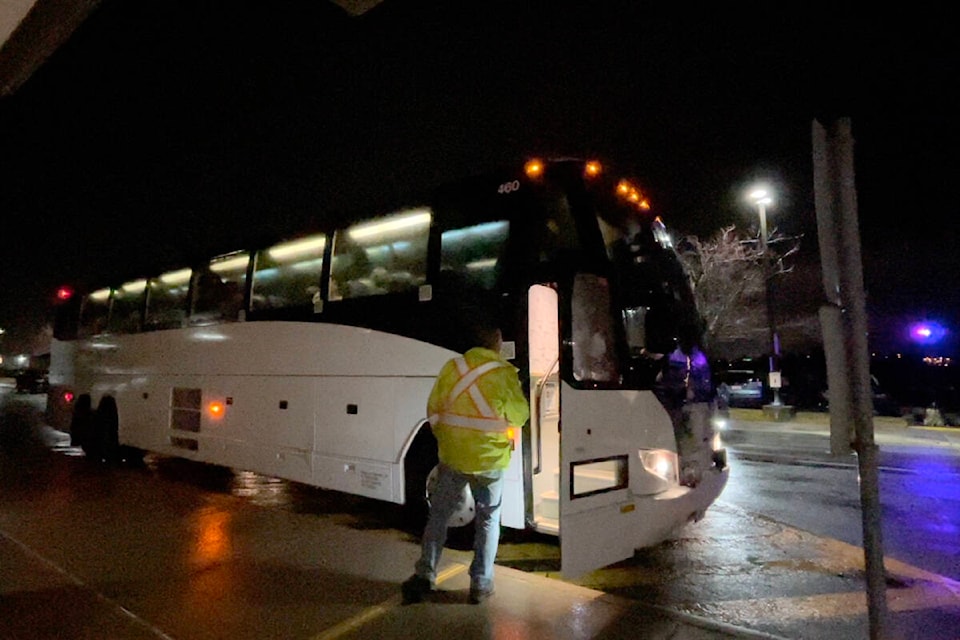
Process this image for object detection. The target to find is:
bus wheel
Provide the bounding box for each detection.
[71,395,95,455]
[426,465,476,527]
[94,397,120,464]
[403,427,438,531]
[119,446,145,466]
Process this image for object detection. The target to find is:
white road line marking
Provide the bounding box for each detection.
[0,530,178,640]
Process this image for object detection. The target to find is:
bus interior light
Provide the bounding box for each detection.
[268,235,326,260]
[210,254,250,274]
[348,210,431,241]
[122,279,147,294]
[159,268,192,285]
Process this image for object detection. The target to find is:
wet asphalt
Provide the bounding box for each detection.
[1,389,959,639]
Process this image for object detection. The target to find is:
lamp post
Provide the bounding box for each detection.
[748,187,783,407]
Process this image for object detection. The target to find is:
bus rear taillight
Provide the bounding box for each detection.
[56,286,75,302]
[63,391,75,404]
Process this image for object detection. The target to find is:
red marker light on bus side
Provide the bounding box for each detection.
[56,286,74,301]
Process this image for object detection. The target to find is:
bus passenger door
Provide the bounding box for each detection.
[558,273,637,577]
[527,285,561,534]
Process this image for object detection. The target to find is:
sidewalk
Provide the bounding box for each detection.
[726,408,960,450]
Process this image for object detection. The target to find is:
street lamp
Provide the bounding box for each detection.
[748,188,772,251]
[748,186,783,407]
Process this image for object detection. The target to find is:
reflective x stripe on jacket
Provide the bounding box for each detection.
[430,357,510,432]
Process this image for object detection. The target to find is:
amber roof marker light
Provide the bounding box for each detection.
[615,178,652,211]
[524,158,544,179]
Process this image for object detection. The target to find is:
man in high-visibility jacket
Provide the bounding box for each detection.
[402,325,529,605]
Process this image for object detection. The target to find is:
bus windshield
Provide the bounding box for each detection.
[591,179,703,388]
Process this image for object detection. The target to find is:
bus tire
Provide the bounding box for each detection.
[119,446,145,466]
[403,426,438,531]
[70,395,93,451]
[94,397,120,465]
[425,465,476,528]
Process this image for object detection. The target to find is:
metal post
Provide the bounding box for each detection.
[757,202,768,251]
[813,117,887,639]
[764,254,782,407]
[756,200,781,407]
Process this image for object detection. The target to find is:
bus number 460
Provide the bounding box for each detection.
[498,180,521,194]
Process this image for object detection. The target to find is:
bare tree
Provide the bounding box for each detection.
[678,226,800,355]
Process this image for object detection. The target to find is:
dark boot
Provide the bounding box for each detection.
[468,585,494,604]
[401,575,433,604]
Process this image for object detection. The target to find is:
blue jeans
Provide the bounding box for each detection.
[414,463,504,592]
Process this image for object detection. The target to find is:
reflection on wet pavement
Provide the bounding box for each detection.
[136,452,427,545]
[0,392,411,534]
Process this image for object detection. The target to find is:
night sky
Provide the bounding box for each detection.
[0,0,957,355]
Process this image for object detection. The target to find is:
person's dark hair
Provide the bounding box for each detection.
[474,325,502,351]
[460,300,501,351]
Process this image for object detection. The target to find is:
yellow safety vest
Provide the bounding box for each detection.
[428,347,529,473]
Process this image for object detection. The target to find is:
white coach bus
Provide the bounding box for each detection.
[47,157,728,577]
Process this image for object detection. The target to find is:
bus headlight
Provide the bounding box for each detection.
[635,449,679,494]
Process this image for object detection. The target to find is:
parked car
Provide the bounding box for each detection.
[715,369,765,408]
[820,375,901,417]
[15,369,49,395]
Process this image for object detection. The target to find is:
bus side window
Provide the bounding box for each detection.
[78,288,111,337]
[329,208,430,301]
[106,279,146,334]
[439,220,509,291]
[190,252,249,324]
[251,234,325,311]
[145,268,191,330]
